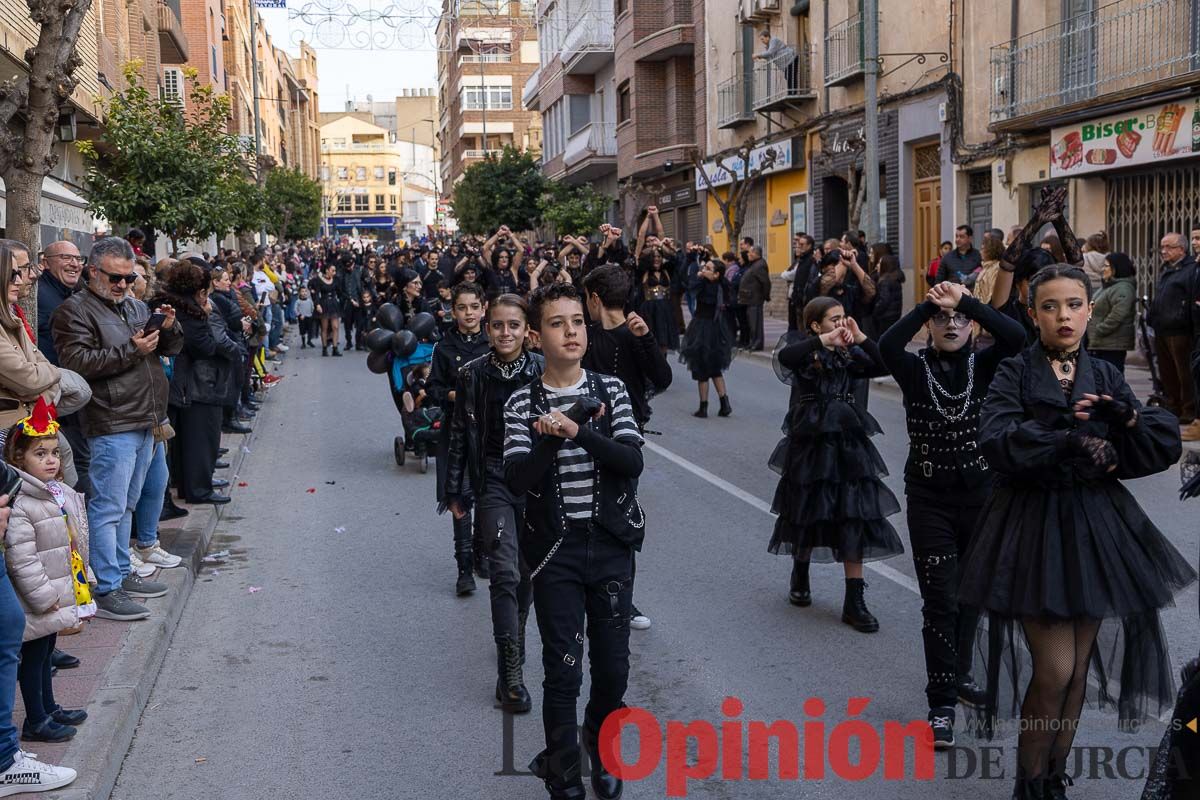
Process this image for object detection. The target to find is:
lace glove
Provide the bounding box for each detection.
[1065,430,1118,472]
[1082,396,1137,428]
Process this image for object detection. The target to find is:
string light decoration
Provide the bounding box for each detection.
[286,0,543,51]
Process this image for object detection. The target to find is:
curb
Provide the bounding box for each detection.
[45,403,265,800]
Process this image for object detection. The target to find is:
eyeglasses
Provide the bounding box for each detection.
[931,312,971,328]
[46,254,83,264]
[95,266,136,285]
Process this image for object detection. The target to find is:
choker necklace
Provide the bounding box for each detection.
[1046,347,1081,375]
[490,351,525,379]
[459,329,482,344]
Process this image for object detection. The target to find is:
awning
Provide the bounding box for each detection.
[0,175,96,235]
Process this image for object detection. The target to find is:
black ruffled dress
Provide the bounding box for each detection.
[767,333,904,563]
[959,344,1197,732]
[640,270,678,351]
[678,277,733,381]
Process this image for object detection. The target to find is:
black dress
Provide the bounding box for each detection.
[678,275,733,381]
[640,270,678,350]
[767,335,904,563]
[308,275,341,320]
[959,343,1196,730]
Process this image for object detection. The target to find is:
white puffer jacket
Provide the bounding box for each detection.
[3,468,92,641]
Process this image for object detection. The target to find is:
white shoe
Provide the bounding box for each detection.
[275,343,289,352]
[128,550,157,579]
[137,541,183,569]
[630,607,651,630]
[0,750,77,796]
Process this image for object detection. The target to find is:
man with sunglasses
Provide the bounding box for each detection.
[50,237,182,622]
[877,280,1026,750]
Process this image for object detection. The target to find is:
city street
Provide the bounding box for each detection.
[106,339,1199,800]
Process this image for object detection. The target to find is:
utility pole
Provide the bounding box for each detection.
[250,0,267,247]
[479,54,487,155]
[862,0,880,244]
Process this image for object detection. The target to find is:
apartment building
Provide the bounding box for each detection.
[436,0,542,199]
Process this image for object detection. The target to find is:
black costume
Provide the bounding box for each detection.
[308,274,341,320]
[582,321,672,430]
[427,327,491,589]
[640,269,678,350]
[679,271,734,381]
[445,350,544,713]
[958,343,1196,785]
[878,296,1025,718]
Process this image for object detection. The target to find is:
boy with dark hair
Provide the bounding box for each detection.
[428,281,491,594]
[504,283,644,800]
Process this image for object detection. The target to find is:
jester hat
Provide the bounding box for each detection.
[16,396,59,439]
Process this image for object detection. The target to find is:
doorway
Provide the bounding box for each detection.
[912,142,942,300]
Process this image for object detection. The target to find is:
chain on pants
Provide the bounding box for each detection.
[906,498,983,709]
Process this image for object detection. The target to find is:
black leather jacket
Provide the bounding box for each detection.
[444,351,543,498]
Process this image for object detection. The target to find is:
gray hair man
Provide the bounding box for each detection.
[737,243,773,353]
[49,237,183,620]
[1149,232,1199,437]
[36,241,83,364]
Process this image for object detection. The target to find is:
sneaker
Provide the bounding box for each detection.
[630,605,651,631]
[0,750,77,796]
[928,707,955,749]
[137,541,183,569]
[121,574,168,599]
[127,550,157,579]
[275,343,289,352]
[94,590,150,621]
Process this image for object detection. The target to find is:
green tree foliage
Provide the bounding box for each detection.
[539,182,609,237]
[77,62,262,251]
[263,167,323,241]
[450,146,545,234]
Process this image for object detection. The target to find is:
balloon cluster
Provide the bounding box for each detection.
[366,304,440,374]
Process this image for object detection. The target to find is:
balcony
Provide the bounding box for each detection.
[157,0,189,64]
[753,49,816,111]
[562,13,615,74]
[824,13,863,86]
[562,122,617,180]
[990,0,1200,127]
[459,53,513,64]
[463,148,505,159]
[523,67,542,109]
[717,75,754,128]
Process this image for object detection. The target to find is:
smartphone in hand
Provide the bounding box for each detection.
[143,312,167,334]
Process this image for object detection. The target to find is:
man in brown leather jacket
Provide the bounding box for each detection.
[50,237,183,621]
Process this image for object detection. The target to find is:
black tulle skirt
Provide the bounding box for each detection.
[679,312,733,381]
[641,296,679,351]
[767,400,904,563]
[959,480,1197,734]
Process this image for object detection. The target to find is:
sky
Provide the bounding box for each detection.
[257,5,440,112]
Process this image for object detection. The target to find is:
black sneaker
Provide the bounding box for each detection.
[95,589,150,621]
[957,677,988,709]
[928,706,955,749]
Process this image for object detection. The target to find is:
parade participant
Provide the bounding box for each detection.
[445,293,543,713]
[503,283,644,800]
[427,282,491,595]
[637,248,678,352]
[396,269,429,320]
[308,263,342,357]
[679,251,734,418]
[769,297,903,633]
[878,280,1025,747]
[958,265,1196,798]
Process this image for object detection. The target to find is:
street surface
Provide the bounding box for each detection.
[110,340,1198,800]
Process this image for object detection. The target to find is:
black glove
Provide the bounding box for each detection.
[1083,396,1137,428]
[562,397,602,425]
[1065,430,1117,471]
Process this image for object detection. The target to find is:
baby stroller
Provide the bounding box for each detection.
[388,343,440,472]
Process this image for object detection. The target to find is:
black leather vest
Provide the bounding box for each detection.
[903,354,990,489]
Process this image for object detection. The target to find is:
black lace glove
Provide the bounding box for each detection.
[1082,396,1137,428]
[1065,430,1118,471]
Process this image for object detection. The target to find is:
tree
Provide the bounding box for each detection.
[692,137,777,248]
[77,63,259,253]
[539,182,609,237]
[263,167,322,241]
[0,0,94,254]
[450,146,545,234]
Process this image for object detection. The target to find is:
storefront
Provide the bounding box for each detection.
[808,110,899,253]
[0,176,98,253]
[324,214,402,242]
[651,174,704,247]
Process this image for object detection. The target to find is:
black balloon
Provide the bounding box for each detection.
[365,327,393,353]
[390,329,418,358]
[376,303,404,332]
[406,311,437,341]
[366,349,391,374]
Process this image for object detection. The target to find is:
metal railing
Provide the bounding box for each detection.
[563,122,617,166]
[753,49,814,108]
[522,67,541,107]
[562,12,615,64]
[824,13,864,85]
[463,148,505,158]
[459,53,513,64]
[717,74,754,127]
[462,100,514,111]
[991,0,1200,122]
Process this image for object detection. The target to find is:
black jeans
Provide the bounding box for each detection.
[59,413,90,497]
[478,463,532,641]
[906,497,982,709]
[532,522,633,785]
[18,633,57,727]
[169,403,222,502]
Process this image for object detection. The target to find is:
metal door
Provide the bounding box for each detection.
[1107,165,1200,299]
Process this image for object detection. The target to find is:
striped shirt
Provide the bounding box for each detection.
[504,372,643,519]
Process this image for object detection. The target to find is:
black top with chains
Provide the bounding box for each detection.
[878,296,1028,503]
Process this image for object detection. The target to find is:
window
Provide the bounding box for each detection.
[355,166,367,181]
[462,86,513,110]
[337,194,351,212]
[354,194,369,212]
[789,193,808,244]
[320,165,330,181]
[617,81,630,123]
[375,194,385,211]
[333,137,346,147]
[162,67,183,106]
[374,166,385,179]
[337,166,348,179]
[388,169,397,185]
[405,201,422,220]
[616,0,627,15]
[389,194,398,211]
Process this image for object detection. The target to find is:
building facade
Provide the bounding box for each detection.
[436,0,543,200]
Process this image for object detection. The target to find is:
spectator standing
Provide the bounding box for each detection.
[927,241,952,286]
[936,225,982,285]
[1149,233,1199,430]
[781,234,817,331]
[0,243,60,445]
[866,255,904,340]
[737,245,772,351]
[1080,231,1110,294]
[50,237,180,621]
[1087,252,1136,373]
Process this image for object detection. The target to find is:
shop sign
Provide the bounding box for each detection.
[327,216,396,228]
[1050,97,1200,178]
[696,140,794,190]
[656,185,696,210]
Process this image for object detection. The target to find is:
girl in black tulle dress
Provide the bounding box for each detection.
[958,265,1196,799]
[679,254,734,417]
[769,297,904,633]
[640,253,678,353]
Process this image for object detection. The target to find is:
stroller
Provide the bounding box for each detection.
[388,342,441,471]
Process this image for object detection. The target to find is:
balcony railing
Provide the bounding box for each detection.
[717,74,754,128]
[563,121,617,167]
[459,53,513,64]
[463,101,515,111]
[157,0,189,64]
[463,148,505,158]
[562,12,615,68]
[523,67,542,108]
[990,0,1200,123]
[824,13,864,85]
[753,49,815,109]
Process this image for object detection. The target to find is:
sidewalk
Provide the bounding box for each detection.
[8,401,270,798]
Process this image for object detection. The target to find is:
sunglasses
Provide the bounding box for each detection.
[95,266,137,285]
[931,312,971,328]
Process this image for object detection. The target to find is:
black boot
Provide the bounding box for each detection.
[1043,758,1073,800]
[332,345,342,357]
[693,401,708,418]
[530,751,586,800]
[160,492,189,522]
[718,394,732,417]
[322,343,328,357]
[583,714,624,800]
[788,560,811,606]
[842,578,879,633]
[1011,773,1048,799]
[454,517,476,595]
[455,550,475,596]
[495,636,532,713]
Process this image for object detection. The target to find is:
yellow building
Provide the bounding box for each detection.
[320,115,408,241]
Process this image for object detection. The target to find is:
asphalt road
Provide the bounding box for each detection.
[111,338,1199,800]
